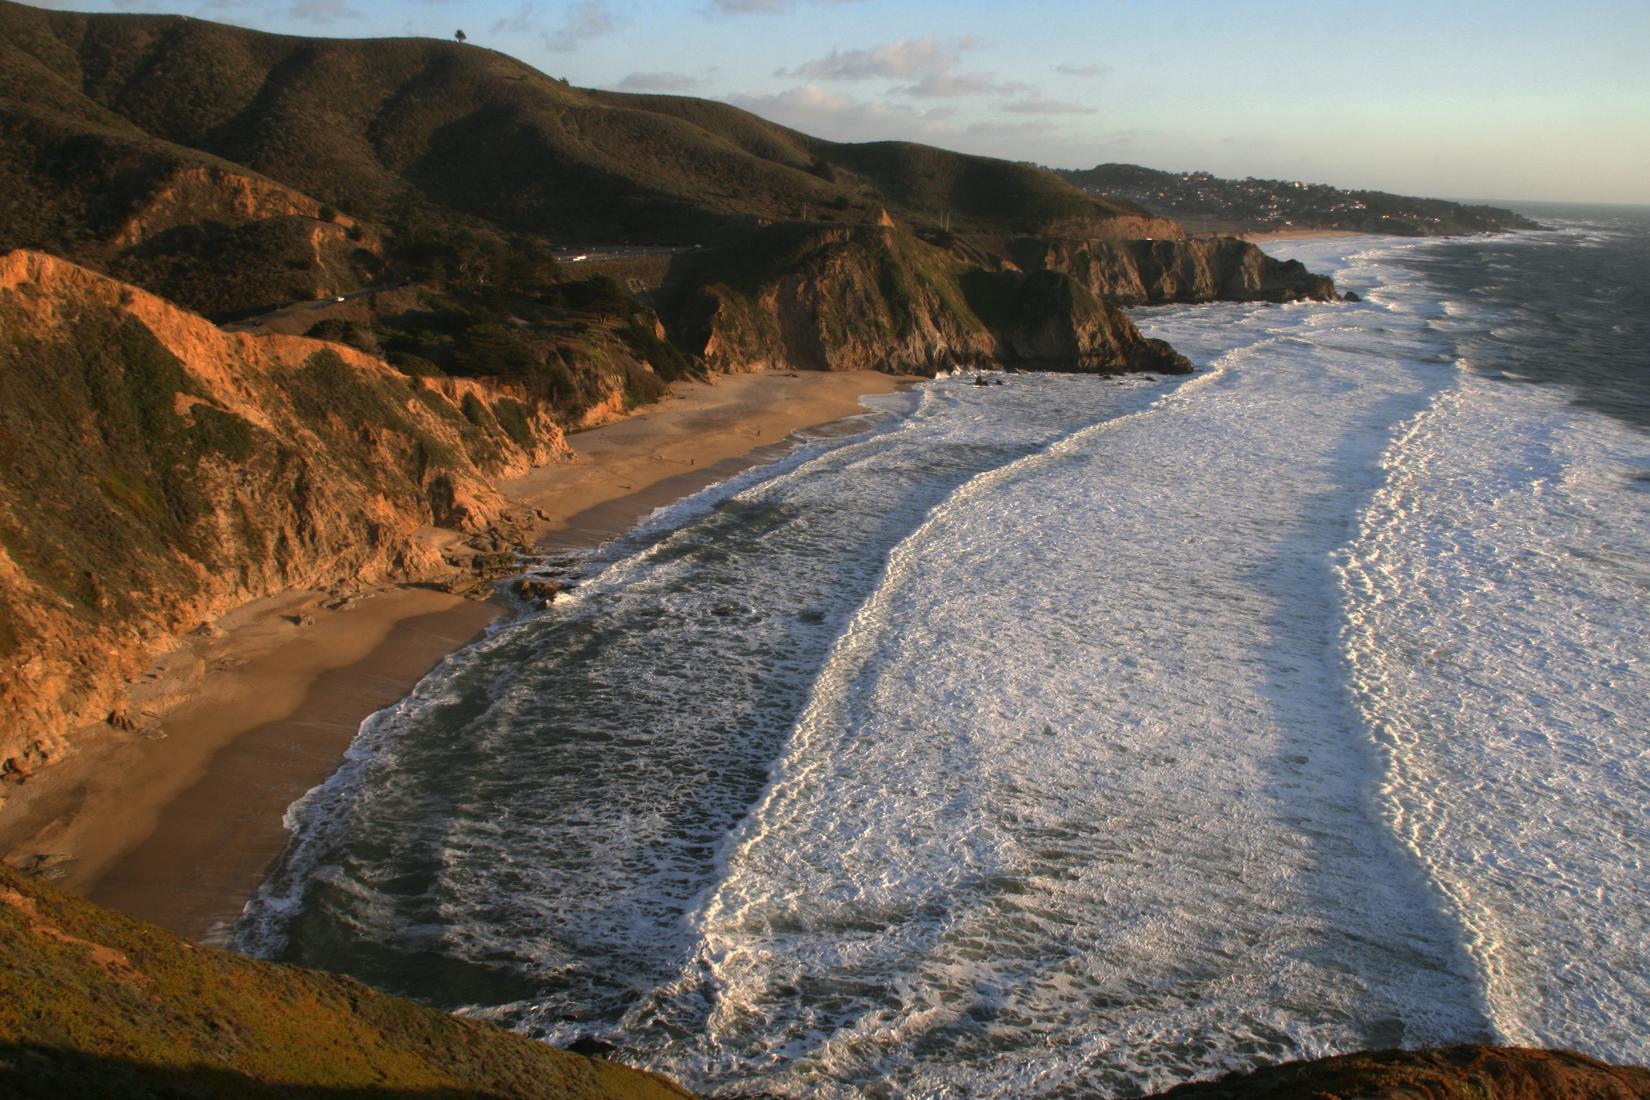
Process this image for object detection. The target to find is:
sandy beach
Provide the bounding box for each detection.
[0,369,911,943]
[1239,227,1372,243]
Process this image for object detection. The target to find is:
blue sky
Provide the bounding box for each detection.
[29,0,1650,203]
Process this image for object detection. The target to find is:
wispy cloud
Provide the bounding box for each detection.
[999,98,1096,115]
[1054,63,1110,78]
[708,0,866,14]
[543,0,614,51]
[778,35,1030,100]
[727,84,959,142]
[616,71,702,92]
[288,0,360,23]
[779,36,974,81]
[709,0,789,13]
[491,1,534,34]
[901,72,1032,99]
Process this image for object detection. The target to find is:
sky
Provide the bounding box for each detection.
[25,0,1650,204]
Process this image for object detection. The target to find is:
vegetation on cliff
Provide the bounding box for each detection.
[0,250,570,772]
[0,0,1145,310]
[1008,234,1338,305]
[665,222,1191,376]
[1058,163,1547,236]
[0,864,691,1098]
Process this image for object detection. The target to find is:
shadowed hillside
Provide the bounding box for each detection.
[0,0,1147,261]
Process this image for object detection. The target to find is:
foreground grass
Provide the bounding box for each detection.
[0,827,691,1098]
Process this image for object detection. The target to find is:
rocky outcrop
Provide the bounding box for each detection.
[0,863,693,1098]
[1151,1045,1650,1099]
[1009,235,1338,305]
[0,250,569,776]
[668,222,1190,378]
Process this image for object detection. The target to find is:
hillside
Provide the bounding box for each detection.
[0,249,583,771]
[0,0,1151,292]
[0,863,691,1098]
[1059,163,1547,236]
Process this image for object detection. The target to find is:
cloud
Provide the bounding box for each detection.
[965,118,1057,141]
[288,0,359,23]
[543,0,614,51]
[708,0,866,14]
[779,36,1028,100]
[1054,63,1110,78]
[710,0,790,12]
[616,71,702,92]
[780,36,970,81]
[901,72,1031,99]
[999,98,1097,115]
[726,84,960,143]
[491,2,534,34]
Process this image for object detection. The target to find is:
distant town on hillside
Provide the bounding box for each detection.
[1056,163,1546,236]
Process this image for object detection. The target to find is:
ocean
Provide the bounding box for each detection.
[237,204,1650,1098]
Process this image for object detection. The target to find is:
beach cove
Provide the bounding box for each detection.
[0,369,909,945]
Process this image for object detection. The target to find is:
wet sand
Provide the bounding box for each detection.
[0,370,911,943]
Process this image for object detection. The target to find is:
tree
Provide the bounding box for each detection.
[454,29,467,43]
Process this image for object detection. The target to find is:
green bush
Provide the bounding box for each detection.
[387,350,444,378]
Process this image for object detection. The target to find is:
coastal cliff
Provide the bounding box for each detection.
[1008,234,1339,304]
[668,222,1191,377]
[0,250,570,776]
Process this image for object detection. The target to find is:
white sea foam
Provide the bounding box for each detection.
[238,224,1650,1096]
[611,247,1504,1096]
[1339,370,1650,1057]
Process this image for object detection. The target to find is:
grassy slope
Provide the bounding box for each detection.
[0,865,691,1099]
[0,0,1136,249]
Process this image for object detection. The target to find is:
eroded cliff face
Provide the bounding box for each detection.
[0,250,568,774]
[1009,235,1338,305]
[670,223,1190,378]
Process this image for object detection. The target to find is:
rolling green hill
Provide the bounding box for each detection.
[0,0,1142,257]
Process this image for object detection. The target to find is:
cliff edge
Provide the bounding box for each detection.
[667,221,1191,378]
[1010,234,1339,305]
